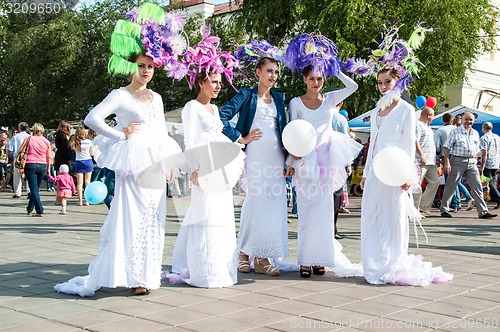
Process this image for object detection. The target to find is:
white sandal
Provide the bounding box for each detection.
[254,257,280,276]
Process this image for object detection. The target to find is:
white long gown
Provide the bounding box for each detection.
[239,98,288,259]
[287,73,363,276]
[362,99,453,285]
[54,88,181,297]
[169,100,244,288]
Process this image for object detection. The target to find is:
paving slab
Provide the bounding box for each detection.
[1,190,500,331]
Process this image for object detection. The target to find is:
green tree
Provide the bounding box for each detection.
[1,0,136,127]
[231,0,497,115]
[1,0,190,127]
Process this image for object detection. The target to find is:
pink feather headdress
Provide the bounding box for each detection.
[182,26,242,91]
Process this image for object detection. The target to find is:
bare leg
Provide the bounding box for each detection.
[60,197,67,214]
[83,172,91,205]
[76,173,83,205]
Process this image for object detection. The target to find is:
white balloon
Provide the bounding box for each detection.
[373,147,413,187]
[282,119,317,157]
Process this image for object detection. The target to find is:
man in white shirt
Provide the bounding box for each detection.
[7,122,30,198]
[414,107,439,216]
[440,112,496,218]
[479,122,500,209]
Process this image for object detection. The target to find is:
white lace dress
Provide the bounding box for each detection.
[362,99,453,285]
[169,100,244,288]
[287,73,363,276]
[54,88,181,296]
[239,98,288,260]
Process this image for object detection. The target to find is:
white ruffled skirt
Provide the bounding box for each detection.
[91,125,184,179]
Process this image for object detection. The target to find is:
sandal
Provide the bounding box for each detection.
[339,207,350,213]
[238,253,251,273]
[312,266,326,275]
[132,287,150,295]
[300,266,311,278]
[254,257,280,276]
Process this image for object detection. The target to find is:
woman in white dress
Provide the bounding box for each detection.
[169,71,244,288]
[53,2,188,296]
[347,25,453,286]
[220,56,289,276]
[54,54,181,296]
[285,33,363,278]
[351,25,454,286]
[360,69,453,285]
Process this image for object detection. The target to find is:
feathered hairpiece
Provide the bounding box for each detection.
[234,40,283,67]
[108,2,187,78]
[284,33,342,78]
[345,23,434,109]
[182,26,241,91]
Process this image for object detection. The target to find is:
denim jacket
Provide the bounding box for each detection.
[219,86,287,155]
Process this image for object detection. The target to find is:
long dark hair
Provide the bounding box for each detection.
[194,70,209,94]
[55,120,71,136]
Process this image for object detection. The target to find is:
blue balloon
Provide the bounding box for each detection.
[415,95,426,109]
[339,109,348,118]
[84,181,107,205]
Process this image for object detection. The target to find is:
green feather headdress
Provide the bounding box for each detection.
[107,2,187,77]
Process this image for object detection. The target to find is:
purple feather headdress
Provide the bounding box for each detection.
[109,2,187,79]
[182,26,242,91]
[345,24,434,109]
[284,33,342,78]
[234,40,283,67]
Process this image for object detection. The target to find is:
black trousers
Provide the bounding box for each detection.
[483,168,500,203]
[333,188,342,234]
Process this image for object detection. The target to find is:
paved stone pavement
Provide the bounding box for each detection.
[1,188,500,331]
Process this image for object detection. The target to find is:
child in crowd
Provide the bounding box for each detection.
[48,164,76,215]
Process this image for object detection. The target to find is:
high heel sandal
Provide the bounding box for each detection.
[238,253,251,273]
[300,265,311,278]
[312,266,326,275]
[254,257,280,276]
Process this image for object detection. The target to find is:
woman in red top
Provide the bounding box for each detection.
[23,123,51,216]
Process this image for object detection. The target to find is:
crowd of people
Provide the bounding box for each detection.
[11,2,500,296]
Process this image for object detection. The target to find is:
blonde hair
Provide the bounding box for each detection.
[31,123,45,135]
[71,126,87,152]
[87,128,98,140]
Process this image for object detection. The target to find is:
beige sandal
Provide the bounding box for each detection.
[254,257,280,276]
[238,253,251,273]
[132,287,149,295]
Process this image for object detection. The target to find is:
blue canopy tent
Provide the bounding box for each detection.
[349,105,500,137]
[348,111,372,132]
[430,105,500,136]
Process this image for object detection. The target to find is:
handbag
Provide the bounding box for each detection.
[14,137,30,170]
